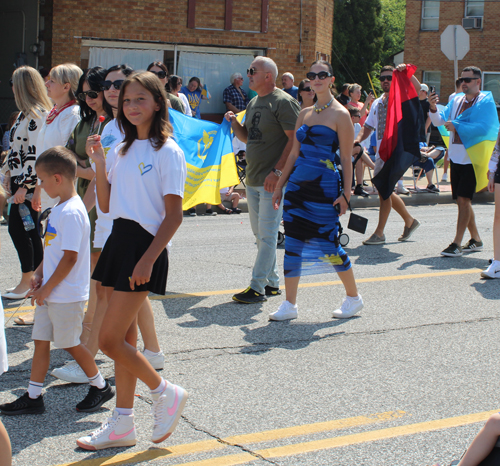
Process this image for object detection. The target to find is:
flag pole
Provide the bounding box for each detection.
[367,73,378,99]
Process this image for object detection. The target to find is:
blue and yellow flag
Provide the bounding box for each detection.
[201,84,209,102]
[169,110,239,209]
[436,92,499,191]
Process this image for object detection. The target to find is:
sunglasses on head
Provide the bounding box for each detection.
[301,87,313,92]
[101,80,124,91]
[150,70,167,79]
[247,68,268,76]
[379,75,393,82]
[78,90,100,101]
[458,77,479,84]
[306,71,333,80]
[38,208,52,238]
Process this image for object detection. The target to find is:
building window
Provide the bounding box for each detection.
[422,71,441,95]
[465,0,484,17]
[483,72,500,107]
[421,1,440,31]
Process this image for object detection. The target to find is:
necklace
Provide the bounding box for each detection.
[314,97,334,113]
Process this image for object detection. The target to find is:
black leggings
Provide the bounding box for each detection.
[8,182,43,274]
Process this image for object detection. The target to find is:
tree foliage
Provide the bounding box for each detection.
[331,0,384,93]
[380,0,406,64]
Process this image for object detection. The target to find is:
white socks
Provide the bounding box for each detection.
[88,372,106,389]
[28,381,43,399]
[151,378,166,395]
[115,407,134,416]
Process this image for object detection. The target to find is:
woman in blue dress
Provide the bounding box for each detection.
[271,60,363,321]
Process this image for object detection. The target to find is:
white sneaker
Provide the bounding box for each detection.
[142,350,165,370]
[396,185,409,195]
[77,410,136,450]
[269,300,298,321]
[441,173,448,182]
[332,295,364,319]
[481,260,500,279]
[151,382,188,443]
[50,360,88,384]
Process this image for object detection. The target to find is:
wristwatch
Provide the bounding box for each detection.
[272,168,282,177]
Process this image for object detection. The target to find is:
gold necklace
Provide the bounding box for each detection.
[314,97,334,113]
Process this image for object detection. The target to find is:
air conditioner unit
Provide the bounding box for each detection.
[462,17,483,29]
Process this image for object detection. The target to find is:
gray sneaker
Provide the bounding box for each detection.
[462,238,483,253]
[441,243,463,257]
[398,219,420,242]
[362,233,386,245]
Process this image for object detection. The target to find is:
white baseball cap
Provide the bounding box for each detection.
[420,84,429,93]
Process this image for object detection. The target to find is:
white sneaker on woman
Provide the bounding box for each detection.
[50,360,88,384]
[269,301,298,321]
[77,410,136,450]
[481,260,500,279]
[151,382,188,443]
[332,295,364,319]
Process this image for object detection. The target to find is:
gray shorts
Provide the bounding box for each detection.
[31,301,86,348]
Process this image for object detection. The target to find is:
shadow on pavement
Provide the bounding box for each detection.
[176,301,263,328]
[470,280,500,300]
[240,317,356,355]
[347,244,403,265]
[397,255,488,271]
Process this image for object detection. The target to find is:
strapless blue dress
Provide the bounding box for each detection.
[283,124,351,277]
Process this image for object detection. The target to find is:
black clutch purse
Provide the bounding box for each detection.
[336,190,368,234]
[347,212,368,234]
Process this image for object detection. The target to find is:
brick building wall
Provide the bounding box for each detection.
[49,0,333,93]
[405,1,500,102]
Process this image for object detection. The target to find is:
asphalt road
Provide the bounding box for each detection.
[1,200,499,466]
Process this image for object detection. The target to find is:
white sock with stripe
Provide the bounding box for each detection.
[88,372,106,389]
[28,381,43,399]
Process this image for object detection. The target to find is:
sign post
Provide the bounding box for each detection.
[441,25,470,80]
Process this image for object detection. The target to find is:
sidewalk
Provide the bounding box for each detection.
[202,166,494,215]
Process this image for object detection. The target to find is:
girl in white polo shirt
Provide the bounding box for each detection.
[77,71,187,450]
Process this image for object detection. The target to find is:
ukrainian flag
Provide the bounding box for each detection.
[436,92,499,191]
[169,110,239,209]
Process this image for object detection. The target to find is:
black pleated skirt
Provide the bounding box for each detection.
[92,218,169,295]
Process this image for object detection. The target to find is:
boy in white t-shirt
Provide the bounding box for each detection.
[0,146,115,416]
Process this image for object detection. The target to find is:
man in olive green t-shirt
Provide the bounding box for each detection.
[225,57,300,304]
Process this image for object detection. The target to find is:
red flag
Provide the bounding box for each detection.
[379,64,419,162]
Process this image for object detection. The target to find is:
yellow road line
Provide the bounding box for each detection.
[4,269,481,311]
[174,409,498,466]
[53,410,406,466]
[148,268,481,300]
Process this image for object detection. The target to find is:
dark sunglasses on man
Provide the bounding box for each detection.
[379,75,393,82]
[247,68,269,76]
[149,70,167,79]
[306,71,333,80]
[77,90,100,101]
[458,77,479,84]
[101,80,124,91]
[38,208,52,239]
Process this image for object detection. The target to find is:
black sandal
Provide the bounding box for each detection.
[223,207,233,214]
[232,208,242,214]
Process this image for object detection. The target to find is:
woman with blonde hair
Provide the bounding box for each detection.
[33,63,83,213]
[4,66,51,300]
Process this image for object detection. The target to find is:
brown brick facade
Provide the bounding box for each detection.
[49,0,333,98]
[405,1,500,102]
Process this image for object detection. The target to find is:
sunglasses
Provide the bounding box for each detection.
[247,68,268,76]
[353,114,361,118]
[9,79,13,87]
[306,71,333,80]
[458,77,479,84]
[150,70,167,79]
[78,90,100,101]
[301,87,313,92]
[101,80,124,91]
[38,208,52,238]
[379,76,393,82]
